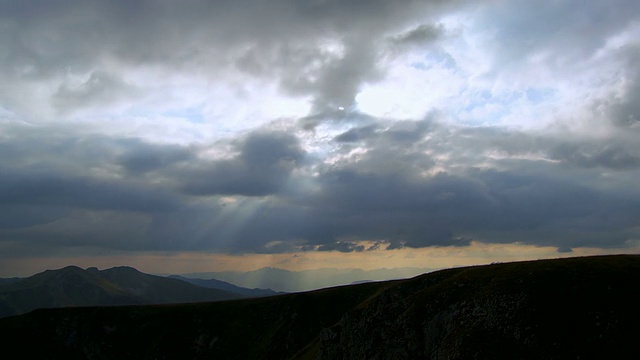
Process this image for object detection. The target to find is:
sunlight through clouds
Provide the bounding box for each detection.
[1,0,639,276]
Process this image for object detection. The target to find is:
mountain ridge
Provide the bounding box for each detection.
[168,275,281,297]
[0,254,638,359]
[183,266,433,292]
[0,265,245,318]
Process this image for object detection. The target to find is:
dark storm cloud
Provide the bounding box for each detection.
[181,131,305,196]
[298,166,639,250]
[0,166,178,214]
[1,119,640,255]
[0,204,62,229]
[277,121,640,251]
[0,125,195,177]
[145,199,317,253]
[451,125,640,171]
[0,129,186,233]
[297,170,483,248]
[118,142,195,174]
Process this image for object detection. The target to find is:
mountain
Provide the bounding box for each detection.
[168,275,281,297]
[0,265,244,318]
[184,266,432,292]
[0,255,638,359]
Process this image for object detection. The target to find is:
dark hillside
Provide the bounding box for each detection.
[0,266,243,318]
[0,255,638,359]
[0,280,387,359]
[317,254,640,359]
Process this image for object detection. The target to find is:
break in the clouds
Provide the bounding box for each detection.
[1,0,640,265]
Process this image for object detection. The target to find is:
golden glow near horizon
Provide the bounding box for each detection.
[2,241,638,278]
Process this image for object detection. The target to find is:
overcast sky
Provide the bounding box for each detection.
[1,0,640,277]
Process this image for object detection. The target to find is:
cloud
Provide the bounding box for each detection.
[52,71,139,113]
[317,241,365,253]
[0,0,466,123]
[118,141,195,174]
[0,0,640,264]
[474,0,640,64]
[607,45,640,128]
[0,204,63,230]
[389,23,444,47]
[548,143,640,170]
[0,166,179,215]
[556,246,573,253]
[181,131,305,196]
[3,114,640,256]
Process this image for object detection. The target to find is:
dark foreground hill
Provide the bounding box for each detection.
[0,255,639,359]
[0,266,244,318]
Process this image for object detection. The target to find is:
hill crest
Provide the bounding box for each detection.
[0,255,638,359]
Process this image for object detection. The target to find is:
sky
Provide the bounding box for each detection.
[1,0,640,277]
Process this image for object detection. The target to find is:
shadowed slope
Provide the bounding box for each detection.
[0,255,638,359]
[316,254,640,359]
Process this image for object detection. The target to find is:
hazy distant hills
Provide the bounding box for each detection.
[168,275,281,297]
[0,265,246,318]
[1,255,638,359]
[183,266,432,292]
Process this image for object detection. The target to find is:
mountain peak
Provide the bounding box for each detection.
[100,266,142,274]
[0,265,244,319]
[55,265,85,272]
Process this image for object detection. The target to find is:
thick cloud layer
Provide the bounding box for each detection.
[0,0,639,261]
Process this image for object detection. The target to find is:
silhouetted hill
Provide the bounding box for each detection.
[185,266,431,292]
[0,255,638,359]
[0,266,244,318]
[168,275,281,297]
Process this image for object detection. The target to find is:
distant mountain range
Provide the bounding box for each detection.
[1,255,638,359]
[182,266,432,292]
[167,275,281,297]
[0,265,273,318]
[0,264,417,318]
